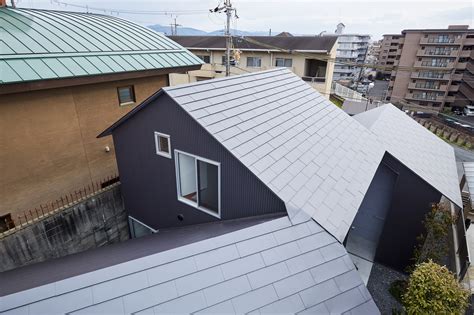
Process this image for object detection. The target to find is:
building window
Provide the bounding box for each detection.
[117,86,135,106]
[246,57,262,68]
[175,150,220,218]
[197,55,210,63]
[275,58,292,67]
[154,132,171,158]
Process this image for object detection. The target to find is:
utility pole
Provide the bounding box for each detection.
[170,15,181,36]
[210,0,237,76]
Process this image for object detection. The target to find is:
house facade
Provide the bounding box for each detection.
[100,68,462,277]
[167,35,337,98]
[0,7,202,217]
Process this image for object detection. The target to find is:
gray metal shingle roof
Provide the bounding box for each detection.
[164,68,386,242]
[354,105,462,207]
[0,217,378,314]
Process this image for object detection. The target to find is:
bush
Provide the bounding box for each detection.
[402,260,469,314]
[389,279,408,303]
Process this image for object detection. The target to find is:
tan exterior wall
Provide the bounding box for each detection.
[172,48,335,98]
[0,75,167,216]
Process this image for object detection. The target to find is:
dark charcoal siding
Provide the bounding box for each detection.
[112,93,286,230]
[374,153,442,271]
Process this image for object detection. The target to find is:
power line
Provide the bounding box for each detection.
[49,0,209,16]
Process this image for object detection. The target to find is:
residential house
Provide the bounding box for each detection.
[167,35,337,97]
[0,69,463,314]
[0,7,202,217]
[384,25,473,111]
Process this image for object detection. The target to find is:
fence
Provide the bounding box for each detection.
[0,174,120,236]
[331,82,367,102]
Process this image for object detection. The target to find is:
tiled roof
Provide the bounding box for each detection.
[0,217,378,314]
[355,105,462,207]
[164,68,386,242]
[0,8,202,84]
[167,35,338,52]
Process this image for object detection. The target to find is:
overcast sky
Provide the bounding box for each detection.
[14,0,474,40]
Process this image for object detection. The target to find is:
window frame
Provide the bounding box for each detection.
[246,56,262,68]
[174,150,221,219]
[275,57,292,68]
[128,216,157,238]
[117,85,136,106]
[154,132,172,159]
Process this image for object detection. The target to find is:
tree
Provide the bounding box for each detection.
[402,260,469,314]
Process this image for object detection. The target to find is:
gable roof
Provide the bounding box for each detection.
[355,104,462,207]
[0,216,378,314]
[167,35,338,53]
[0,8,202,84]
[163,68,386,242]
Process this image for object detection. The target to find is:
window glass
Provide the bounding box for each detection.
[275,58,292,67]
[154,132,171,158]
[177,153,197,202]
[246,57,261,67]
[117,86,135,105]
[176,152,220,216]
[198,160,219,213]
[197,55,210,63]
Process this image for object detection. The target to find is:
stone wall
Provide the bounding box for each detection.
[0,184,128,272]
[414,117,474,149]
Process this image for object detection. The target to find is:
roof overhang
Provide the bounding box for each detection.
[0,65,202,95]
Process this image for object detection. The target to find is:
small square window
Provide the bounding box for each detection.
[117,86,135,106]
[154,132,171,158]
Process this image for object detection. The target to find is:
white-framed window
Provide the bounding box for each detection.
[275,58,292,67]
[246,57,262,68]
[174,150,221,218]
[154,132,171,158]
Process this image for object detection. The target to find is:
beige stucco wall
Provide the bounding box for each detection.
[0,75,167,217]
[175,47,336,98]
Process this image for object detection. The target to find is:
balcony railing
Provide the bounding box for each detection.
[409,82,445,91]
[416,49,458,57]
[420,37,463,45]
[411,72,450,80]
[415,60,454,68]
[302,76,325,83]
[406,92,444,102]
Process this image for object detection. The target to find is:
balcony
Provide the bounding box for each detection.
[302,76,325,83]
[449,85,460,92]
[416,49,459,57]
[420,37,463,45]
[460,50,473,58]
[457,62,468,70]
[408,82,446,91]
[414,60,455,68]
[452,73,463,81]
[410,72,451,80]
[405,92,444,102]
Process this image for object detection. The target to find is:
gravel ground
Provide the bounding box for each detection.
[367,263,407,315]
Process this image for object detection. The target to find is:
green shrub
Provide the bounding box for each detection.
[389,279,408,303]
[402,260,469,314]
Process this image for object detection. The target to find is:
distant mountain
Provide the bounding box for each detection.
[148,24,270,36]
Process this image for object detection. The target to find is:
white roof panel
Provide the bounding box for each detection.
[355,105,462,207]
[0,217,378,314]
[164,68,386,242]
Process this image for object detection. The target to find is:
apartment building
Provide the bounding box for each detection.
[385,25,473,111]
[332,34,371,81]
[167,35,338,97]
[377,34,404,78]
[0,7,201,216]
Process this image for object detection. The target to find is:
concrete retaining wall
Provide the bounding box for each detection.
[0,184,128,272]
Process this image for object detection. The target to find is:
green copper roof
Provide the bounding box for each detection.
[0,8,202,84]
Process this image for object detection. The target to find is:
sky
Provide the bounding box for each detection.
[13,0,474,40]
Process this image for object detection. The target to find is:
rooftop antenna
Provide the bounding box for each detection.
[210,0,237,76]
[170,15,181,35]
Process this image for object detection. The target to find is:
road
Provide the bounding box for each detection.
[368,80,389,102]
[452,144,474,163]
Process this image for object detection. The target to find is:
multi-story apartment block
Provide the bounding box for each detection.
[385,25,473,111]
[168,35,338,97]
[332,34,371,81]
[377,35,404,78]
